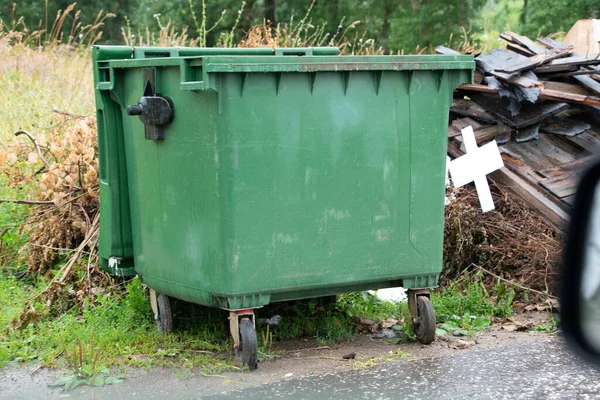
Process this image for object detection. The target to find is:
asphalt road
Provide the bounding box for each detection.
[206,337,600,400]
[2,336,599,399]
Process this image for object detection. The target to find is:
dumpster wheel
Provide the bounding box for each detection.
[237,318,258,370]
[156,293,173,333]
[414,296,436,344]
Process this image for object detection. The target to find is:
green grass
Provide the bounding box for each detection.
[0,268,524,373]
[432,271,516,337]
[0,277,233,372]
[0,48,94,142]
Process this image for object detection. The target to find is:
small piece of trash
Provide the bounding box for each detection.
[257,315,282,327]
[379,318,399,329]
[448,339,476,349]
[350,316,378,333]
[368,287,407,302]
[372,328,396,339]
[284,373,293,378]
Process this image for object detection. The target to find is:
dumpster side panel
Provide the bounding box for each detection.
[120,67,229,304]
[93,47,137,276]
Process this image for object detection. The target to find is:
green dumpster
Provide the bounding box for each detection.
[93,45,474,369]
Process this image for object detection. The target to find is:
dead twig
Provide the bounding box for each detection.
[14,130,50,171]
[58,213,99,284]
[294,356,345,360]
[471,263,558,299]
[287,346,332,353]
[76,202,92,229]
[25,242,96,256]
[52,109,88,119]
[0,199,55,205]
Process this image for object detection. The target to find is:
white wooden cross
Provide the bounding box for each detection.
[448,126,504,213]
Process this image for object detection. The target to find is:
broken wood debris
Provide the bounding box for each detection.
[443,27,600,231]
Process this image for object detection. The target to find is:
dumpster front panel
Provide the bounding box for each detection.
[94,48,474,308]
[217,69,456,299]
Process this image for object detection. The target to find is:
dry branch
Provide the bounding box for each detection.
[471,263,558,299]
[14,130,51,170]
[0,198,55,205]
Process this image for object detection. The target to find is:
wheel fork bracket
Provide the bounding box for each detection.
[149,289,159,321]
[229,309,256,350]
[407,288,431,324]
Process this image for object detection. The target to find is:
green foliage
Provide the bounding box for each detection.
[520,0,597,38]
[258,298,355,344]
[52,330,124,391]
[435,315,491,337]
[124,277,153,325]
[314,313,355,346]
[1,0,598,53]
[0,1,135,44]
[386,322,416,344]
[337,291,399,320]
[433,271,516,325]
[0,186,29,269]
[533,313,559,333]
[0,275,233,371]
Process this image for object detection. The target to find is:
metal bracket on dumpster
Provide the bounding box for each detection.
[149,288,159,321]
[126,68,174,141]
[229,310,255,350]
[407,288,431,324]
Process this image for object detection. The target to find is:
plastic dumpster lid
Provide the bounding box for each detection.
[93,45,474,92]
[133,46,340,59]
[92,46,340,62]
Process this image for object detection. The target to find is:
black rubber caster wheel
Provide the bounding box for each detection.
[156,293,173,333]
[238,318,258,370]
[414,296,436,344]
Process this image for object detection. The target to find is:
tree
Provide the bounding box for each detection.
[520,0,597,38]
[0,0,137,44]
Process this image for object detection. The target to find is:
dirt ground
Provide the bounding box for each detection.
[231,310,554,382]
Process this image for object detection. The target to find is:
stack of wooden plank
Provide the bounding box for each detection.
[438,32,600,231]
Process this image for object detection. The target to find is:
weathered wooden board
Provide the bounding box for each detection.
[574,75,600,96]
[534,64,579,74]
[448,117,484,138]
[539,171,580,199]
[453,124,511,152]
[501,135,580,172]
[507,43,535,57]
[476,49,537,74]
[541,89,600,106]
[540,117,591,137]
[549,55,600,67]
[501,31,547,54]
[435,46,462,55]
[541,80,595,96]
[539,156,595,178]
[468,92,569,128]
[540,68,600,79]
[491,166,570,230]
[490,70,542,88]
[450,99,499,124]
[516,123,540,143]
[537,37,573,51]
[538,156,594,199]
[565,123,600,153]
[460,84,599,109]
